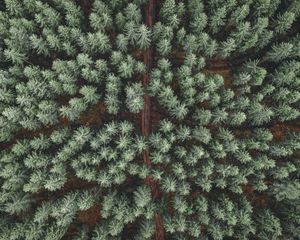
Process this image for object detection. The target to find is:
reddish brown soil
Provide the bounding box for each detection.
[77,204,101,229]
[271,121,300,142]
[79,101,105,126]
[62,204,101,239]
[242,183,268,208]
[75,0,92,15]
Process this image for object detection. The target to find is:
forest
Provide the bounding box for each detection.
[0,0,300,239]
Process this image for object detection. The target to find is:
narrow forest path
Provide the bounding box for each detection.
[142,0,166,239]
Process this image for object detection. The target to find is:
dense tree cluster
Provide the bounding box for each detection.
[0,0,300,239]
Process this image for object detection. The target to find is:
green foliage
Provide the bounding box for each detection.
[125,82,144,113]
[0,0,299,239]
[272,181,300,201]
[136,24,151,49]
[134,186,151,208]
[255,210,282,240]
